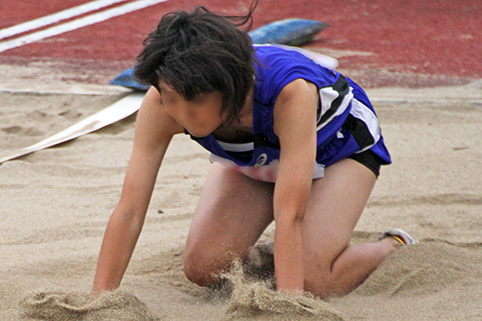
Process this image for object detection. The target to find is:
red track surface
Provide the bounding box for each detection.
[0,0,88,29]
[1,0,480,87]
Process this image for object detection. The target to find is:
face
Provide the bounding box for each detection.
[158,82,223,137]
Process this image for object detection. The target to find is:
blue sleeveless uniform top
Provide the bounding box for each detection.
[185,45,391,182]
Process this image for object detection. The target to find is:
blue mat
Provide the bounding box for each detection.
[110,18,328,91]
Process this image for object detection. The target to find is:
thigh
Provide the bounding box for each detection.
[185,163,275,261]
[302,158,377,272]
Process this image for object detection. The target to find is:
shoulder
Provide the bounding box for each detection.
[273,79,319,137]
[276,78,318,105]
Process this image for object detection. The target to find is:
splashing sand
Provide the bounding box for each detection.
[20,289,160,321]
[224,261,345,321]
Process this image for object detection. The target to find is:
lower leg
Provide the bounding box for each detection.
[305,238,398,298]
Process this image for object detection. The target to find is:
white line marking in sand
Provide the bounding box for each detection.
[370,98,482,105]
[0,93,144,164]
[0,0,167,53]
[0,0,128,40]
[0,85,131,96]
[0,88,129,96]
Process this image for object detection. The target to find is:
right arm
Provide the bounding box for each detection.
[91,87,183,297]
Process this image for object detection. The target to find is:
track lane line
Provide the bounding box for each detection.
[0,0,129,40]
[0,0,167,53]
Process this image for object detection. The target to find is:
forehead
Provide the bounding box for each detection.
[156,80,222,101]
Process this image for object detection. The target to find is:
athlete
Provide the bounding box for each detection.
[91,4,417,299]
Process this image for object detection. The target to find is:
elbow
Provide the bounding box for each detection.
[273,180,311,227]
[111,203,147,228]
[275,208,305,227]
[274,209,304,244]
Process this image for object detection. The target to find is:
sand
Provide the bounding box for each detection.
[0,73,481,320]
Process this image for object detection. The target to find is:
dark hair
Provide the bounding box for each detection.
[134,2,258,123]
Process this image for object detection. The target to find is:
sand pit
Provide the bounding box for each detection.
[0,79,481,320]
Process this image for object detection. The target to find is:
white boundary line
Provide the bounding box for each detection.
[0,87,131,96]
[370,98,482,105]
[0,0,128,40]
[0,0,167,53]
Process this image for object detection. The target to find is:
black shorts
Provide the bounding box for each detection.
[349,149,383,177]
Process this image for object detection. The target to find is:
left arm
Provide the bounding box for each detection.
[272,78,319,294]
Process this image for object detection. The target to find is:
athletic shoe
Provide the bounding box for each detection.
[379,228,419,245]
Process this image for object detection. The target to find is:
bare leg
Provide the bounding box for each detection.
[184,163,275,286]
[302,158,397,298]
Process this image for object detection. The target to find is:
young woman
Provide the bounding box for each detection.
[91,5,417,299]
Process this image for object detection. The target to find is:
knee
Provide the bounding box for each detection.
[183,247,228,287]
